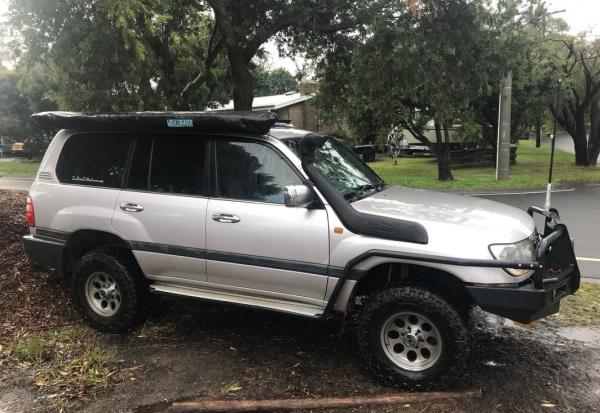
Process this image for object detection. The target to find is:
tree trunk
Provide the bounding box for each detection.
[209,0,255,111]
[229,57,254,111]
[535,118,542,148]
[434,121,453,181]
[589,96,600,165]
[572,109,590,166]
[554,104,592,166]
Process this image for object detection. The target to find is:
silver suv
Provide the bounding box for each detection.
[24,111,580,390]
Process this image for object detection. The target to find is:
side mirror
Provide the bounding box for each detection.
[284,185,314,208]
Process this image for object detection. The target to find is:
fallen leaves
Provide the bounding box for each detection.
[0,191,128,411]
[0,190,79,346]
[222,382,242,395]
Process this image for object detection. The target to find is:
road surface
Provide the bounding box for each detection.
[472,184,600,279]
[0,176,34,191]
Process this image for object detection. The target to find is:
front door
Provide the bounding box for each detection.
[112,134,210,283]
[205,137,330,301]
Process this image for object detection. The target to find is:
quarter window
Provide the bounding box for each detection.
[56,134,132,188]
[215,140,303,204]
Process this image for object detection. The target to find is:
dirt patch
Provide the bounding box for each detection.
[1,189,599,412]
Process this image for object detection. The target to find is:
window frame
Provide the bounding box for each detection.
[55,132,134,190]
[122,133,211,198]
[210,136,321,207]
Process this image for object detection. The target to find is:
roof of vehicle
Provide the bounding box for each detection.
[31,111,279,135]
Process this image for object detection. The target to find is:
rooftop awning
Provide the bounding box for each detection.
[31,111,279,135]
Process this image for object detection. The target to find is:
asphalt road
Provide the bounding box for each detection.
[0,176,34,191]
[1,175,598,278]
[472,184,600,279]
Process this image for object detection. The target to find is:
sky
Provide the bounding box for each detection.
[1,0,599,73]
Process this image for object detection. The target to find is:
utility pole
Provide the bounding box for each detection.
[496,71,512,181]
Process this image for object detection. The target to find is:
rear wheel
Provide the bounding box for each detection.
[72,249,151,333]
[356,286,469,390]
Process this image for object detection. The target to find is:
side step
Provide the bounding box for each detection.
[150,283,325,318]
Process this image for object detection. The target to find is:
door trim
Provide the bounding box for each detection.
[131,240,341,277]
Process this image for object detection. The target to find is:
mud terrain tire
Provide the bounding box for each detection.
[356,286,469,390]
[72,249,151,333]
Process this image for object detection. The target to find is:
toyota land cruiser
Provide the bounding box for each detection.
[23,111,580,390]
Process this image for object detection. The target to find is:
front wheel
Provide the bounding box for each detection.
[356,286,470,390]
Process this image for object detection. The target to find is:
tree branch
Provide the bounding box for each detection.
[180,22,225,97]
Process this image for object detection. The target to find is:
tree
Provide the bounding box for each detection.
[206,0,387,110]
[0,68,55,154]
[317,0,500,180]
[251,65,297,96]
[8,0,231,111]
[0,69,34,141]
[549,38,600,165]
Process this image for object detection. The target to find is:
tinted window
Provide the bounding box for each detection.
[215,140,302,204]
[126,137,152,191]
[125,135,207,195]
[56,134,132,188]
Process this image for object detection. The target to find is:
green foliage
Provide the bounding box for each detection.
[0,69,48,142]
[455,118,484,149]
[251,65,298,97]
[7,0,231,111]
[208,0,391,109]
[318,0,502,138]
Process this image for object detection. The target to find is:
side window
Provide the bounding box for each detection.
[126,137,152,191]
[56,134,132,188]
[126,135,207,196]
[215,139,303,204]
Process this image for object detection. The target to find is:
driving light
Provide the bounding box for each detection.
[489,237,536,277]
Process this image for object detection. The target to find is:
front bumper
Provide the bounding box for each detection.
[466,206,581,324]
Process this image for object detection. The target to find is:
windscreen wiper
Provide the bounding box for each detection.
[346,182,385,203]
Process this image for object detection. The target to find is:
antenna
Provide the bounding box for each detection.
[545,82,561,211]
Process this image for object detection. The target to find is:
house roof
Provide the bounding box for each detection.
[214,91,314,111]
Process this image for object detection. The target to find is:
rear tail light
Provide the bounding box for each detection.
[26,196,35,227]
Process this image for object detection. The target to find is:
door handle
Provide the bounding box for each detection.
[120,202,144,212]
[212,213,240,223]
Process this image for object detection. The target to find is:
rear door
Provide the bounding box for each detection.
[112,134,210,284]
[205,137,330,301]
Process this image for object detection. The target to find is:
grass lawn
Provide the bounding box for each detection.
[0,160,40,176]
[553,282,600,326]
[370,140,600,189]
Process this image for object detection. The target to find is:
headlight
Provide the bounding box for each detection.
[489,237,536,277]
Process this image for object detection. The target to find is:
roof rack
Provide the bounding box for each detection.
[31,111,279,135]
